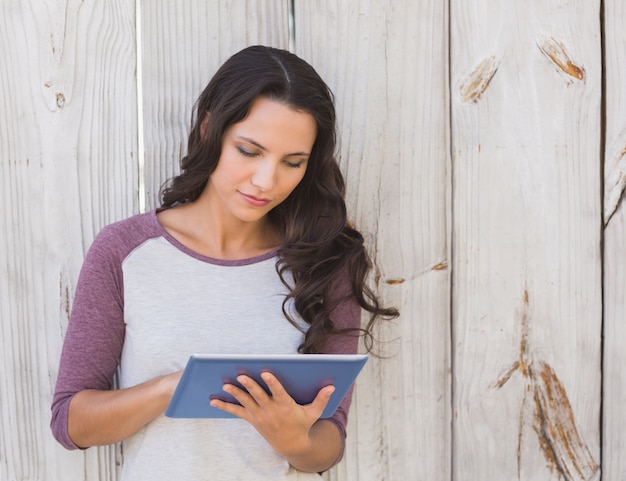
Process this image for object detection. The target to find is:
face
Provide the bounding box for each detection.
[204,97,317,227]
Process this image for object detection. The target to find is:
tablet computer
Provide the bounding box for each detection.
[165,353,368,419]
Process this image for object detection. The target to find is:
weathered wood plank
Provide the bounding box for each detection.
[450,1,602,479]
[0,0,137,479]
[140,0,290,211]
[602,0,626,478]
[295,2,451,480]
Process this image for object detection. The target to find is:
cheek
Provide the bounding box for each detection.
[214,154,246,184]
[290,166,307,186]
[287,170,308,194]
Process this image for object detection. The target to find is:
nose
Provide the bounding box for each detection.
[250,159,277,192]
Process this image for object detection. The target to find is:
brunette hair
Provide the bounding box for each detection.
[161,45,398,353]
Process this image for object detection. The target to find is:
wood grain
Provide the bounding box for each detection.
[602,0,626,479]
[0,0,137,479]
[450,1,602,479]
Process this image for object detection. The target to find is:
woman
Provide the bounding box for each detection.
[51,45,398,480]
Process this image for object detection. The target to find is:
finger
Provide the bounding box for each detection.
[223,381,258,407]
[235,375,279,408]
[210,382,257,418]
[259,372,291,402]
[209,396,248,420]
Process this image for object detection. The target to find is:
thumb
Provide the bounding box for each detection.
[307,385,336,419]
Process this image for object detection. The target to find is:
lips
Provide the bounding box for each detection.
[240,192,271,207]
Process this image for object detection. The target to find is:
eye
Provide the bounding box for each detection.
[284,159,305,168]
[237,146,258,158]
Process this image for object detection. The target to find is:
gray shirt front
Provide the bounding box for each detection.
[51,210,361,481]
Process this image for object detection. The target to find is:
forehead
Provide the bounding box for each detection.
[228,97,317,151]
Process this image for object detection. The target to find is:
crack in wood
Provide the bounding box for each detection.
[604,146,626,226]
[59,272,70,317]
[493,290,598,481]
[532,362,598,481]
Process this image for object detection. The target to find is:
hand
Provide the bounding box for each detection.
[209,372,335,458]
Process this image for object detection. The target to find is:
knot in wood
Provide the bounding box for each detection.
[56,92,66,109]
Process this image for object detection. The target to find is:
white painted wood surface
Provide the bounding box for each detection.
[294,2,451,480]
[451,1,602,480]
[602,0,626,479]
[2,0,625,480]
[0,1,137,480]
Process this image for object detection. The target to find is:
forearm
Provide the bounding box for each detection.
[67,372,179,448]
[280,419,343,473]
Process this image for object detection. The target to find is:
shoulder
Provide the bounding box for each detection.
[85,210,164,268]
[94,210,162,249]
[98,210,161,242]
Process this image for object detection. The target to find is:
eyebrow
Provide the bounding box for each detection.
[236,136,310,157]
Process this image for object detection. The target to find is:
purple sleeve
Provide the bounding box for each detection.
[320,270,362,466]
[50,225,127,449]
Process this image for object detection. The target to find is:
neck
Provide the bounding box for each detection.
[160,196,280,260]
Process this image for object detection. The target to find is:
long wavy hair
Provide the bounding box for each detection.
[161,45,398,353]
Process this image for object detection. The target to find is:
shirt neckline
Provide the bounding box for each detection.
[148,209,280,266]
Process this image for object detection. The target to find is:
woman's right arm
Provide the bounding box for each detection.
[51,222,176,449]
[67,371,180,448]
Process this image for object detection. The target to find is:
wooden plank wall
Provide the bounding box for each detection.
[0,1,136,480]
[450,1,603,480]
[602,0,626,479]
[1,1,623,480]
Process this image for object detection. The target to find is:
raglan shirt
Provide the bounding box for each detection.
[51,210,361,481]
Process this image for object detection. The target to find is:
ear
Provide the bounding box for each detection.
[200,112,210,139]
